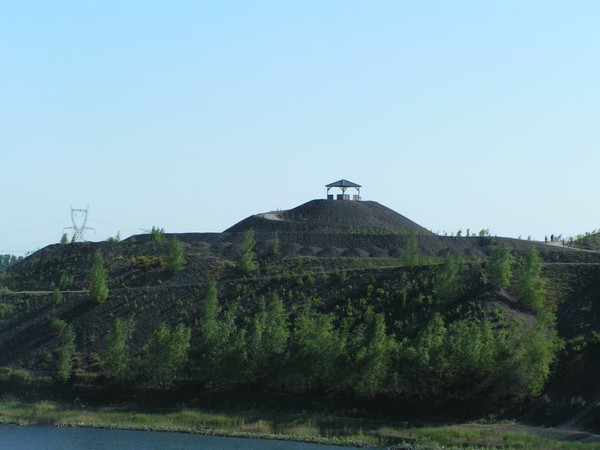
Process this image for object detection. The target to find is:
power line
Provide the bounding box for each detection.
[0,220,65,237]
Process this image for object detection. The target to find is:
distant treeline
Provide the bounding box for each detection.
[0,255,23,270]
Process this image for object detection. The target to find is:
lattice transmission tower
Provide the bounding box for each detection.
[64,206,95,242]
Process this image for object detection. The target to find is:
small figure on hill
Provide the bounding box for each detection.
[545,236,548,244]
[551,234,555,242]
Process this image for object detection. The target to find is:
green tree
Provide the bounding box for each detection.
[107,231,121,242]
[60,233,69,245]
[402,314,448,397]
[52,320,76,382]
[0,254,23,269]
[53,286,63,305]
[285,307,344,392]
[517,248,546,312]
[446,319,496,387]
[487,244,512,289]
[199,282,220,346]
[219,309,249,386]
[403,230,419,265]
[102,317,136,381]
[146,322,191,386]
[263,293,289,364]
[166,236,186,273]
[238,229,257,274]
[151,226,165,242]
[271,231,281,255]
[198,282,237,385]
[494,320,560,398]
[434,254,464,302]
[342,308,393,396]
[246,293,289,386]
[89,250,109,303]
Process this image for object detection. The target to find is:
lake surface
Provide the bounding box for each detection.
[0,425,360,450]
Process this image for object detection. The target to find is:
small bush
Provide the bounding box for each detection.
[487,244,512,289]
[129,256,165,270]
[50,317,68,335]
[0,366,12,381]
[10,369,32,384]
[151,226,165,243]
[237,229,257,275]
[89,251,109,303]
[107,231,121,242]
[59,273,74,290]
[53,287,63,305]
[0,303,14,320]
[166,237,185,273]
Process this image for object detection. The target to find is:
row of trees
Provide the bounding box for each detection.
[192,285,557,398]
[0,254,23,270]
[50,316,192,386]
[81,279,557,400]
[487,246,546,312]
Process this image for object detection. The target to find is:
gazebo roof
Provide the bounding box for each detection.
[326,179,362,188]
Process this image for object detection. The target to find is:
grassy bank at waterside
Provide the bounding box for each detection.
[0,400,599,449]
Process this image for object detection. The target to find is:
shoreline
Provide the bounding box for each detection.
[1,423,364,448]
[1,400,600,449]
[0,400,377,448]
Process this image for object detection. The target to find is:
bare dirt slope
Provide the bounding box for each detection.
[225,199,432,234]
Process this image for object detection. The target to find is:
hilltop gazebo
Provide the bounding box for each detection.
[326,179,361,201]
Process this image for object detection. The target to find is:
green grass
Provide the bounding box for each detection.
[0,401,599,449]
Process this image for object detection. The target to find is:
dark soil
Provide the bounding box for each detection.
[225,199,433,234]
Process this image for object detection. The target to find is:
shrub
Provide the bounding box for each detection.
[487,244,512,289]
[10,369,32,384]
[402,230,420,265]
[0,366,12,381]
[146,323,191,386]
[50,317,68,336]
[151,226,165,243]
[129,256,165,270]
[89,251,109,303]
[0,303,14,321]
[102,317,136,381]
[238,229,257,274]
[107,231,121,242]
[434,255,464,302]
[166,237,186,273]
[271,232,281,255]
[516,248,546,312]
[55,324,76,382]
[53,287,63,305]
[59,273,74,290]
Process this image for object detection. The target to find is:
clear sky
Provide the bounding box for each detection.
[1,1,599,255]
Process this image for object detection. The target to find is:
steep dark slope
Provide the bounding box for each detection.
[225,199,432,234]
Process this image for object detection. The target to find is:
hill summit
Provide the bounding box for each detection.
[224,199,431,234]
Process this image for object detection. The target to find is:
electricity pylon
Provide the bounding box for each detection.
[64,206,95,242]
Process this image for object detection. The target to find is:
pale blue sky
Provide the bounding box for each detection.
[1,1,599,255]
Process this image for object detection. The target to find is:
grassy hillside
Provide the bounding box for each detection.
[1,201,600,438]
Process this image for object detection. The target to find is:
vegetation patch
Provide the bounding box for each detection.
[0,401,598,449]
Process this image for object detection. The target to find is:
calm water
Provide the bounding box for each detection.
[0,425,360,450]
